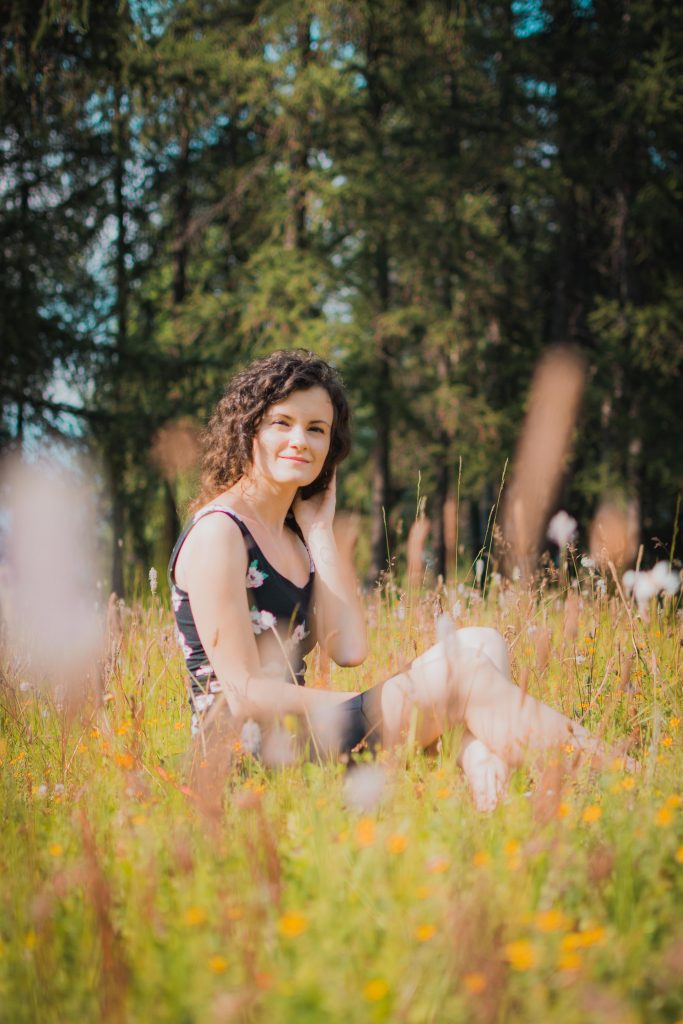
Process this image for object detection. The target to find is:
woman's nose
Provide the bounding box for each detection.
[289,425,308,448]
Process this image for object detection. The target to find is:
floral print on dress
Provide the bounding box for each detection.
[246,560,268,589]
[291,623,309,644]
[176,628,193,661]
[193,693,215,713]
[250,608,277,634]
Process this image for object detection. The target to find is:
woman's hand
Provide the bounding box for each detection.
[292,471,337,541]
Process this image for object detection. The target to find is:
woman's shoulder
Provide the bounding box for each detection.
[174,505,248,590]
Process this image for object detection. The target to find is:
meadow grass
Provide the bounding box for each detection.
[1,574,682,1024]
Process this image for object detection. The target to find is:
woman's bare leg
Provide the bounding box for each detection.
[446,627,512,810]
[378,628,586,767]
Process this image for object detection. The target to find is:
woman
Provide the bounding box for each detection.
[169,349,591,810]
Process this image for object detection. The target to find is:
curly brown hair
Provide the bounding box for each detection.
[192,349,351,511]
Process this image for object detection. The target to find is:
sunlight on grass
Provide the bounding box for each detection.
[0,573,681,1023]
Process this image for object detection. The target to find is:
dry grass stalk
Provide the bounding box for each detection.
[589,499,639,569]
[501,347,585,577]
[563,591,580,644]
[150,419,200,480]
[534,627,552,676]
[406,514,430,588]
[79,808,130,1023]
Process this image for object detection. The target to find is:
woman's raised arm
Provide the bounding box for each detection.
[293,474,368,667]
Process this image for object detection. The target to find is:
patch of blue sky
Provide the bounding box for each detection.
[513,0,594,37]
[512,0,550,38]
[128,0,169,40]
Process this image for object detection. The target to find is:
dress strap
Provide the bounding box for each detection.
[167,506,254,588]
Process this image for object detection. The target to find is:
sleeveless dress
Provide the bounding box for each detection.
[168,503,384,753]
[168,505,316,733]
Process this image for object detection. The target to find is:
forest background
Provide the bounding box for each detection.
[2,0,682,594]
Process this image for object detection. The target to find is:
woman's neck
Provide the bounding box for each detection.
[222,476,297,536]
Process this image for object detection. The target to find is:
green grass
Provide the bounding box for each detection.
[1,577,682,1023]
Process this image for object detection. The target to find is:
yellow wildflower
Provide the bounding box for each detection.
[557,950,582,972]
[561,927,605,951]
[504,940,537,971]
[535,909,570,933]
[208,955,227,974]
[49,843,63,857]
[670,717,680,732]
[386,833,408,854]
[582,805,602,824]
[463,972,487,995]
[184,907,207,927]
[115,752,134,770]
[415,885,431,900]
[665,794,681,809]
[621,777,635,791]
[355,818,375,848]
[557,802,572,819]
[472,850,491,868]
[415,923,436,942]
[363,979,389,1002]
[278,912,308,938]
[655,806,674,827]
[675,847,683,864]
[661,736,673,748]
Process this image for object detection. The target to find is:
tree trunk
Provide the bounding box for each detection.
[173,119,190,305]
[285,19,311,252]
[369,238,392,579]
[110,84,128,596]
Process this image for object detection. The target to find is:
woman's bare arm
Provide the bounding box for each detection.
[293,475,368,666]
[179,513,356,720]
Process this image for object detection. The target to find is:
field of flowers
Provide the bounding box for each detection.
[1,571,682,1024]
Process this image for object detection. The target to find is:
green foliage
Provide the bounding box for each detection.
[1,0,681,587]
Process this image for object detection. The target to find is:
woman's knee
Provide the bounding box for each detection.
[451,627,510,676]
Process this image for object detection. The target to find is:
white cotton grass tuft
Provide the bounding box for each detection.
[344,762,387,813]
[240,719,262,757]
[547,510,578,549]
[622,562,680,613]
[0,458,104,702]
[148,567,158,595]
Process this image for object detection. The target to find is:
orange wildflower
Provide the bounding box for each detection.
[363,979,389,1001]
[278,912,308,938]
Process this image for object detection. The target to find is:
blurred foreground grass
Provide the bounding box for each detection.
[1,576,682,1024]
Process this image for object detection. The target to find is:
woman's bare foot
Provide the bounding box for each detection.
[458,734,510,813]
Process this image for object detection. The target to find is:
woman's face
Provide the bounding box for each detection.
[251,386,334,490]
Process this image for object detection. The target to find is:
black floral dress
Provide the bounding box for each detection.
[168,505,316,733]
